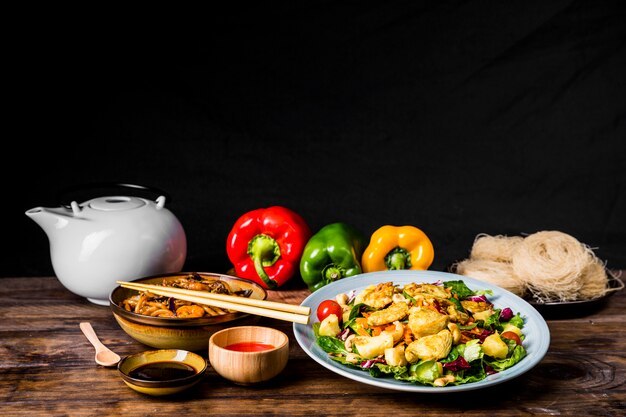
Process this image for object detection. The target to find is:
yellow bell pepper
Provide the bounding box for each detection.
[362,225,434,272]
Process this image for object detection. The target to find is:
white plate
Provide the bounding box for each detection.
[293,270,550,393]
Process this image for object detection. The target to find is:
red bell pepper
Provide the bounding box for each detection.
[226,206,312,289]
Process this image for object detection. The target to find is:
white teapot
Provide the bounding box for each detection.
[26,185,187,305]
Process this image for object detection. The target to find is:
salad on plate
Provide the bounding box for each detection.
[313,279,527,387]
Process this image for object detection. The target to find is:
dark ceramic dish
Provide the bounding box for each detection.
[117,349,207,396]
[527,270,623,319]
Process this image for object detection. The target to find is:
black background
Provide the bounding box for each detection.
[9,1,626,280]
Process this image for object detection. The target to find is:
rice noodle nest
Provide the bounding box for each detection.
[578,258,612,300]
[456,230,614,303]
[511,231,598,302]
[454,258,526,297]
[470,234,523,263]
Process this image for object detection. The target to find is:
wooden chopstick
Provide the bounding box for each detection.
[116,281,310,325]
[118,281,310,315]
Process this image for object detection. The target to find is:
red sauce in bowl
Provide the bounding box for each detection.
[224,342,275,352]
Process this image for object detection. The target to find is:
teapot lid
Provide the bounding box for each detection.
[87,196,147,211]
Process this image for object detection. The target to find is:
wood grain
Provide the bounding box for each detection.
[1,275,625,416]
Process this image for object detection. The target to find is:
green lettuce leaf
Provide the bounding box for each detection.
[484,345,527,371]
[317,336,350,355]
[444,280,475,298]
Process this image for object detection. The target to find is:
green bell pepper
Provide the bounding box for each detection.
[299,222,367,292]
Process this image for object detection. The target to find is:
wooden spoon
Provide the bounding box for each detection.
[79,322,121,367]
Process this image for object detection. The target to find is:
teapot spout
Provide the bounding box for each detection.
[25,206,74,236]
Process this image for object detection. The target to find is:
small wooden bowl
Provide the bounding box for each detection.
[208,326,289,385]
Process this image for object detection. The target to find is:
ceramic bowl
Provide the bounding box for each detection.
[208,326,289,385]
[117,349,207,396]
[109,272,266,351]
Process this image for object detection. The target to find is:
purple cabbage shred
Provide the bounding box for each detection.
[346,290,356,304]
[466,294,490,304]
[337,328,351,341]
[478,329,494,342]
[361,358,386,368]
[499,307,513,321]
[484,364,498,375]
[442,356,471,372]
[433,299,446,314]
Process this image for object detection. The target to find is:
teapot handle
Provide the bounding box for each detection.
[56,182,173,207]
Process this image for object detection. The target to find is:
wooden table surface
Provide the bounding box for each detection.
[1,274,625,417]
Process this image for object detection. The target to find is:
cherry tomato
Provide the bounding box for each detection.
[316,300,343,323]
[501,331,522,346]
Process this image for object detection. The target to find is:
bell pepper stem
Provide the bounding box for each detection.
[385,247,412,270]
[247,234,280,289]
[322,264,345,284]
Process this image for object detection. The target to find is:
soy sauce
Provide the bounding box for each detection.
[129,361,196,381]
